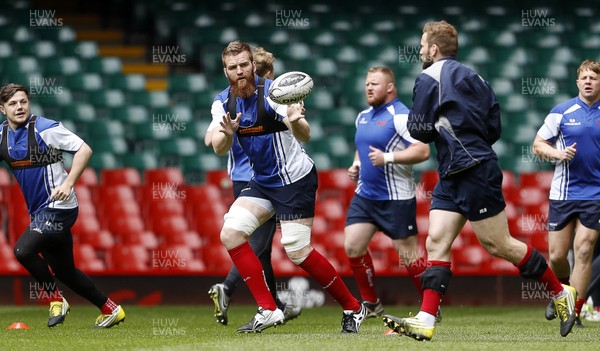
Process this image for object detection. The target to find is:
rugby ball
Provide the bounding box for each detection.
[268,71,313,105]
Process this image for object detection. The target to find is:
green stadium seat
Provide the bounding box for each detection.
[59,41,98,59]
[65,73,103,91]
[87,120,125,139]
[87,152,120,171]
[42,57,81,76]
[158,138,198,157]
[4,56,39,73]
[89,138,129,155]
[122,152,158,171]
[107,74,145,91]
[84,57,122,75]
[17,40,57,58]
[131,91,169,107]
[61,103,96,122]
[168,74,208,93]
[89,90,126,108]
[111,105,149,124]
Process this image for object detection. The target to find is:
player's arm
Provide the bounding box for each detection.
[348,151,360,182]
[532,111,576,162]
[368,142,430,166]
[211,112,240,156]
[51,142,93,202]
[282,102,310,142]
[204,130,213,148]
[408,74,439,143]
[532,135,576,162]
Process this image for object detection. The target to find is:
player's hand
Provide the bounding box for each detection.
[287,101,305,123]
[368,146,385,166]
[556,142,577,162]
[348,162,360,182]
[219,112,241,136]
[50,183,72,202]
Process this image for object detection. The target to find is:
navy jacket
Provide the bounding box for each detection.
[408,57,501,178]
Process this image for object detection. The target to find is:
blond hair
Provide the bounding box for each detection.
[423,21,458,56]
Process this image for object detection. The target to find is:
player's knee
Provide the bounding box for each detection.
[281,221,312,264]
[221,206,259,247]
[574,241,593,262]
[344,237,367,257]
[548,247,569,266]
[223,205,260,235]
[480,239,502,258]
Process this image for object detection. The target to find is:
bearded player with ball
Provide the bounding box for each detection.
[210,40,366,333]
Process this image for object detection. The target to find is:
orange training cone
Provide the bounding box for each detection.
[7,322,30,330]
[383,328,398,335]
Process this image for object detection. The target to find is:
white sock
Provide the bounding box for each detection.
[416,311,436,327]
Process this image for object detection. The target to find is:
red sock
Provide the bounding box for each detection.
[420,260,450,315]
[406,256,427,299]
[228,242,276,310]
[348,252,377,303]
[516,245,563,297]
[100,299,119,314]
[300,249,360,311]
[48,289,63,303]
[575,297,586,316]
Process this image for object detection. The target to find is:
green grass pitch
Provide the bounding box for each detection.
[1,305,599,350]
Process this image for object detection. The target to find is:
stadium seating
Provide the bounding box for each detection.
[2,0,590,276]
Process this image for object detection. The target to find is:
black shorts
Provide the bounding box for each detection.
[548,200,600,231]
[345,194,418,239]
[239,167,318,221]
[430,159,506,221]
[29,207,78,236]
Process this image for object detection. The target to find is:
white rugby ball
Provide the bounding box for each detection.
[268,71,313,105]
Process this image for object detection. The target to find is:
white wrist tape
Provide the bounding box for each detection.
[383,152,394,164]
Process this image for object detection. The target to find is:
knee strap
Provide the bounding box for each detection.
[421,265,453,295]
[518,248,548,279]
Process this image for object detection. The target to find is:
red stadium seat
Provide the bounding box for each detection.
[315,198,346,230]
[101,168,141,186]
[6,183,29,244]
[419,170,439,193]
[205,169,233,192]
[520,171,554,192]
[108,245,149,272]
[79,229,115,251]
[77,168,98,186]
[157,245,205,272]
[73,244,105,272]
[453,245,490,267]
[201,242,231,274]
[144,168,185,186]
[0,243,23,272]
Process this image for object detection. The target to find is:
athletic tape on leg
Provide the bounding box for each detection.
[280,222,312,262]
[223,206,260,236]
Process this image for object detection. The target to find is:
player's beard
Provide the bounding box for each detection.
[422,56,434,69]
[367,94,385,107]
[229,73,256,99]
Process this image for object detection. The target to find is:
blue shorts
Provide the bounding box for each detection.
[548,200,600,231]
[431,159,505,221]
[239,167,318,221]
[30,207,78,235]
[346,194,418,239]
